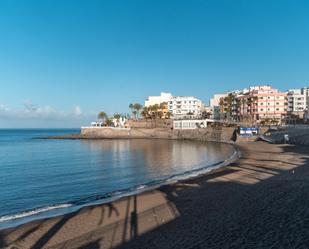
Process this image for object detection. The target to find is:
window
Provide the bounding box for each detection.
[260,108,264,111]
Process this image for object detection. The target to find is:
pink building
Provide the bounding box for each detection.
[238,86,287,121]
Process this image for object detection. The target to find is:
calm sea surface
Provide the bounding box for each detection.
[0,129,235,229]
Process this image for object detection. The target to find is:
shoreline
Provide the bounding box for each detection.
[1,141,308,248]
[0,141,239,231]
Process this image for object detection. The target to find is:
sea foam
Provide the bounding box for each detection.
[0,204,72,222]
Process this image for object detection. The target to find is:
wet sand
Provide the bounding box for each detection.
[1,141,309,249]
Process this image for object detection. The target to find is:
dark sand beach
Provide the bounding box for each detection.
[1,141,309,249]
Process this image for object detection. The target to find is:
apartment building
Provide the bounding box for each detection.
[287,88,309,118]
[144,92,173,107]
[238,86,287,121]
[209,93,229,120]
[168,96,203,119]
[145,93,204,119]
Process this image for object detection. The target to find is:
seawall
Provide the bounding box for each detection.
[260,125,309,146]
[80,127,236,143]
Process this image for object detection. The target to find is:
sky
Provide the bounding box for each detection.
[1,0,309,128]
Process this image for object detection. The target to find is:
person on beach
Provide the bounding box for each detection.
[231,128,237,143]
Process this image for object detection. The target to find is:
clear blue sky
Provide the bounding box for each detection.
[0,0,309,127]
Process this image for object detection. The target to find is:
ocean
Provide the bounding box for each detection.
[0,129,235,229]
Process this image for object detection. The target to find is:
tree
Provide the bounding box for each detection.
[219,98,225,113]
[234,98,241,122]
[98,112,108,122]
[166,111,172,119]
[105,119,113,127]
[142,107,150,119]
[159,102,167,110]
[129,103,135,119]
[113,113,121,119]
[241,98,247,122]
[202,111,211,119]
[133,103,143,119]
[132,110,137,119]
[152,104,159,119]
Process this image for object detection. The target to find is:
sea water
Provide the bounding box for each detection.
[0,129,235,229]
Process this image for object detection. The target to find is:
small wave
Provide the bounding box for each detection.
[0,204,72,223]
[0,147,238,227]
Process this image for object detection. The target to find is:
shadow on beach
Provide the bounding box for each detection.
[1,142,309,249]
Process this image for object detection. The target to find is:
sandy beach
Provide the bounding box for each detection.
[1,141,309,249]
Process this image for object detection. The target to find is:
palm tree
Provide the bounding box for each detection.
[159,102,167,110]
[241,98,247,122]
[219,98,225,120]
[152,104,159,119]
[247,97,253,123]
[129,103,135,119]
[142,107,150,119]
[113,113,121,119]
[105,119,113,127]
[158,111,163,119]
[133,103,143,119]
[132,110,137,119]
[98,111,108,123]
[219,98,225,113]
[235,98,241,122]
[166,111,172,119]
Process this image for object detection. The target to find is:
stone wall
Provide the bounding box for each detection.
[81,127,235,143]
[260,125,309,145]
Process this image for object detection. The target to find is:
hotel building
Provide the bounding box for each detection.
[168,96,203,119]
[144,92,173,107]
[238,85,287,121]
[145,93,204,119]
[287,88,309,119]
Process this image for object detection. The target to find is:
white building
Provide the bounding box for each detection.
[209,93,229,120]
[168,96,203,119]
[145,92,204,119]
[209,93,228,107]
[144,92,173,107]
[173,119,208,129]
[112,116,127,128]
[287,88,309,116]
